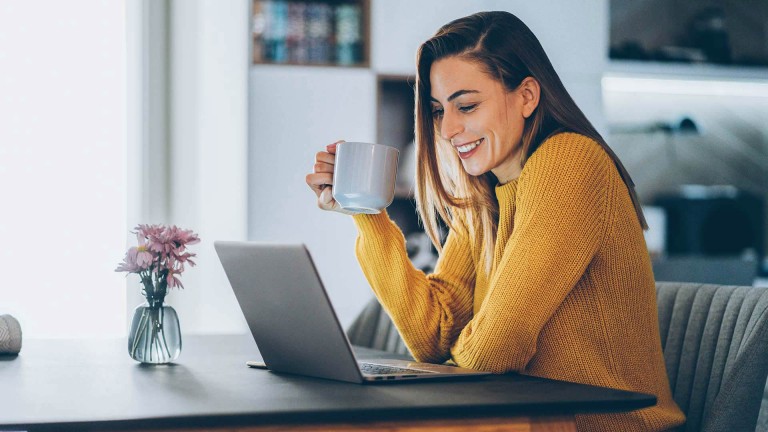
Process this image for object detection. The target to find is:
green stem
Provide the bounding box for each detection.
[145,308,152,360]
[130,309,149,358]
[158,309,172,358]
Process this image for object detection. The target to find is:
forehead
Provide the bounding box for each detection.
[429,57,498,101]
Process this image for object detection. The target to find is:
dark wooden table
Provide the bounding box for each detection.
[0,335,655,431]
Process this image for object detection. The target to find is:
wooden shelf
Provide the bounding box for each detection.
[251,59,369,68]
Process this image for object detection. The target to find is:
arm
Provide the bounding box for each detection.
[352,212,476,364]
[450,137,611,373]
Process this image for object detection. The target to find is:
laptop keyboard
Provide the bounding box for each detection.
[359,362,434,375]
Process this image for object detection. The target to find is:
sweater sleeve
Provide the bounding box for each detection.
[352,211,476,364]
[450,137,611,373]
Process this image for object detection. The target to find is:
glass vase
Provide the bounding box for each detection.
[128,297,181,364]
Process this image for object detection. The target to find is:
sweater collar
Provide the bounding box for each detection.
[495,178,519,204]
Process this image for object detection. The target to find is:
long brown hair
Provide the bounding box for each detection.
[414,11,647,270]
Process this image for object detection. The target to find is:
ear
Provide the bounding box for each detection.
[518,77,540,119]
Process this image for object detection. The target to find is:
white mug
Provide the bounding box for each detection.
[333,142,399,214]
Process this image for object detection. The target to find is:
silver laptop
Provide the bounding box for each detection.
[214,241,491,383]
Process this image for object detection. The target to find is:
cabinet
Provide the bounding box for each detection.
[251,0,370,67]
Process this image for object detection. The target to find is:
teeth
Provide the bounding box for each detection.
[457,139,482,153]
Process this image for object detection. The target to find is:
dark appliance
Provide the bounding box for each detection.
[653,186,764,260]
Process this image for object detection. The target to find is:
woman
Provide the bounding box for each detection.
[306,11,684,431]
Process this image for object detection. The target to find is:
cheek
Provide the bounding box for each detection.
[502,112,526,141]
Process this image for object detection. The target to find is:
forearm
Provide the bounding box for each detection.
[353,212,474,363]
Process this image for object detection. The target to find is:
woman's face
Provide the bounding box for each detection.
[429,56,535,183]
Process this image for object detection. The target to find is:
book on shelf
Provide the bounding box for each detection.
[253,0,364,66]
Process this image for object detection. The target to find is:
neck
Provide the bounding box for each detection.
[493,155,523,185]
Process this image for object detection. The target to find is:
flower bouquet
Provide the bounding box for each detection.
[116,224,200,364]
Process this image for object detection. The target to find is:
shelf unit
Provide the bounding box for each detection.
[251,0,370,68]
[376,74,416,200]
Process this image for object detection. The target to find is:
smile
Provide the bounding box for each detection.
[456,138,483,154]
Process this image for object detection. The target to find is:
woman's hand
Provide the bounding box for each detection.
[305,140,357,215]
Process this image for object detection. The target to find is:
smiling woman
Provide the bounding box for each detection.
[306,10,686,432]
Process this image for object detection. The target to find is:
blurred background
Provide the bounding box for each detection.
[1,0,767,339]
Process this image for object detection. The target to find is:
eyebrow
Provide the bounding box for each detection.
[430,89,480,103]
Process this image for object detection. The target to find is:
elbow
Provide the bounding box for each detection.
[404,334,452,364]
[485,340,537,374]
[412,349,451,365]
[452,325,539,374]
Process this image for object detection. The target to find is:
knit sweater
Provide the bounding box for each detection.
[352,132,685,431]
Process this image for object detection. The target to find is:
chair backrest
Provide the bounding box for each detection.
[656,281,768,432]
[346,297,410,357]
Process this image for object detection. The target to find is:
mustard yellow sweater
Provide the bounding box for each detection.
[352,133,685,431]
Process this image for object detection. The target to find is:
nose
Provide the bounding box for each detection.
[439,109,463,141]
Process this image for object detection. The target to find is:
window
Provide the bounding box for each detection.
[0,2,127,338]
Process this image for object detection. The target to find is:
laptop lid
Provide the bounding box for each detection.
[214,241,365,383]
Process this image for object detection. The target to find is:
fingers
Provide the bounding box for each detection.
[306,140,345,213]
[312,145,337,180]
[305,172,333,196]
[313,162,333,173]
[315,151,335,165]
[326,140,344,154]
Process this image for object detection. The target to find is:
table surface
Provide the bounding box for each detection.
[0,335,656,431]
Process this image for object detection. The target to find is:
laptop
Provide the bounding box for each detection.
[214,241,491,383]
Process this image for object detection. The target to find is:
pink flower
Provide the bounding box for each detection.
[116,224,200,293]
[115,238,152,273]
[170,226,200,246]
[130,236,154,268]
[115,260,140,273]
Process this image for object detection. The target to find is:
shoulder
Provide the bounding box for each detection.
[519,132,613,184]
[530,132,610,166]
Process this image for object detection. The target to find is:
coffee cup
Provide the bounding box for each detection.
[332,142,399,214]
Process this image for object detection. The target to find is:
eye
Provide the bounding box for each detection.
[431,107,444,119]
[458,104,478,113]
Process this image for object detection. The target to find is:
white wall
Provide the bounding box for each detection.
[0,1,127,338]
[248,66,377,328]
[370,1,493,75]
[165,0,250,334]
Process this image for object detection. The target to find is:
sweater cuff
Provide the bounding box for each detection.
[352,211,394,233]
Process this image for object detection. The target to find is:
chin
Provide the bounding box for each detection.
[460,161,489,178]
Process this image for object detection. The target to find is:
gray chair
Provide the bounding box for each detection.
[656,282,768,432]
[350,283,768,432]
[346,297,410,357]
